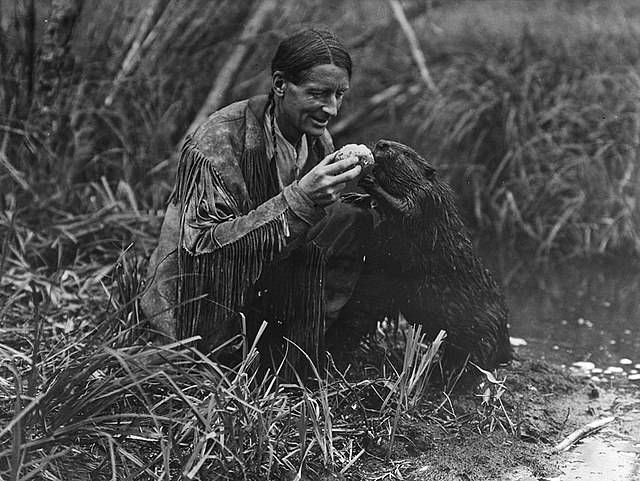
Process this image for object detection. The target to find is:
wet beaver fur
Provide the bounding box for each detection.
[355,139,513,372]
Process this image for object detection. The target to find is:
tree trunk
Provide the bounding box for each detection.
[23,0,36,101]
[388,0,437,92]
[105,0,171,107]
[28,0,82,167]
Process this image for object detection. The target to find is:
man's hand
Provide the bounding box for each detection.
[298,152,362,207]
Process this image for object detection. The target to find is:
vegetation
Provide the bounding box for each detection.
[0,265,484,480]
[342,1,640,258]
[1,0,639,479]
[1,0,638,256]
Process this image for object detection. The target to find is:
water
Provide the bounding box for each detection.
[549,437,640,481]
[490,253,640,481]
[493,254,640,380]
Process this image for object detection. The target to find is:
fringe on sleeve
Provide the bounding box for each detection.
[171,137,289,350]
[170,136,327,376]
[177,216,293,350]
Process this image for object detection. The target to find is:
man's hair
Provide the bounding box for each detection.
[271,26,352,84]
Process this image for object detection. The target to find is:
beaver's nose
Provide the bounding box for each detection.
[373,139,392,158]
[374,140,391,151]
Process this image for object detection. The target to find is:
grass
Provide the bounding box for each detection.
[0,290,448,479]
[418,57,639,256]
[0,201,426,479]
[0,208,504,479]
[341,0,640,259]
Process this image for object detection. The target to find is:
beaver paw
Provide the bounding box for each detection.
[361,180,413,217]
[340,192,375,209]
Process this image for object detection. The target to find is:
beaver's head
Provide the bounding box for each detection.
[361,140,451,223]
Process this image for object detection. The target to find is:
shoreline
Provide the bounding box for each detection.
[348,357,640,481]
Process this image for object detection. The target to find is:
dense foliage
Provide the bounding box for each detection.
[1,0,638,258]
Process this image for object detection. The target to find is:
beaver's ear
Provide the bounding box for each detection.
[414,152,437,178]
[420,162,436,179]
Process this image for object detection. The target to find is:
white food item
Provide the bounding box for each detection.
[335,144,375,169]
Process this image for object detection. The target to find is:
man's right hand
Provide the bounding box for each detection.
[298,152,362,207]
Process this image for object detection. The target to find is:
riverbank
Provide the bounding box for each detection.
[2,269,639,480]
[2,211,639,480]
[349,357,640,481]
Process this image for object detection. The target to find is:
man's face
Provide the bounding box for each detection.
[275,63,350,144]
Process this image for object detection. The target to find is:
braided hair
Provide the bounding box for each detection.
[270,26,352,87]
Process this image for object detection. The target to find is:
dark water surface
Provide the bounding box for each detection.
[487,252,640,380]
[489,253,640,480]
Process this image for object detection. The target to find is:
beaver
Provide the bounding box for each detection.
[355,139,513,372]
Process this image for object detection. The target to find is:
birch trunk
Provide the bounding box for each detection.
[105,0,170,107]
[388,0,437,92]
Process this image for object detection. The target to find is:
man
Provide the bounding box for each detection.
[142,27,375,371]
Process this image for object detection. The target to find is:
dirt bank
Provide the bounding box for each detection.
[349,358,640,481]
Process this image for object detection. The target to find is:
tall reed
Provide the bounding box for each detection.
[404,2,640,258]
[3,0,638,258]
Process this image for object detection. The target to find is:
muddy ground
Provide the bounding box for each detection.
[347,357,640,481]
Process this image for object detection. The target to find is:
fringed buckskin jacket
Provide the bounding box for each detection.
[141,95,335,364]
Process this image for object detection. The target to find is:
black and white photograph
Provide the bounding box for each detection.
[1,1,639,479]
